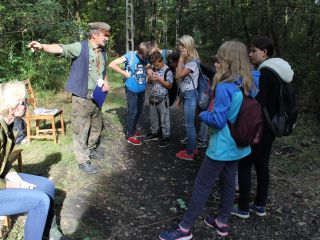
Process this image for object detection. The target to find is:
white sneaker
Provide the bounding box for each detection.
[20,137,28,144]
[180,137,188,144]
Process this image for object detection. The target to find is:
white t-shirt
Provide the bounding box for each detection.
[180,61,199,93]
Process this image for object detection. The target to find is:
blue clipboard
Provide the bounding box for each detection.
[92,84,108,108]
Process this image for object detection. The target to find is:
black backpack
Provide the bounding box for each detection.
[228,88,264,147]
[164,68,178,107]
[262,71,298,137]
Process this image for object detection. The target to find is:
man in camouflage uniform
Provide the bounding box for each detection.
[28,22,111,174]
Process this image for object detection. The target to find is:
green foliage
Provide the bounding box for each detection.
[0,0,319,114]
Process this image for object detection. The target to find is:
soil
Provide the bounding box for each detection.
[58,88,320,240]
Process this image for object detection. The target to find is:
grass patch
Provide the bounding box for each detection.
[272,111,320,176]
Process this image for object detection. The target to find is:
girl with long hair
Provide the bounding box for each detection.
[0,81,69,240]
[159,40,257,239]
[232,36,294,219]
[175,35,200,160]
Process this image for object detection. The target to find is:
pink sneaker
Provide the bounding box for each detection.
[176,149,194,161]
[127,137,142,145]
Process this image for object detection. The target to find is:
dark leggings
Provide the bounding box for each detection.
[238,140,273,211]
[180,156,238,227]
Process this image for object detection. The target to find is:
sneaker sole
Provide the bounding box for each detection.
[204,218,228,236]
[159,234,193,240]
[196,144,207,148]
[127,140,142,145]
[159,143,170,148]
[231,211,249,219]
[144,138,159,142]
[176,156,194,161]
[79,168,98,174]
[179,138,188,144]
[250,209,266,217]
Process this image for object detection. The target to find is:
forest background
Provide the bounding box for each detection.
[1,0,320,117]
[1,1,320,239]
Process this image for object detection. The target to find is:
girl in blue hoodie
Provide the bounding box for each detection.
[159,40,257,239]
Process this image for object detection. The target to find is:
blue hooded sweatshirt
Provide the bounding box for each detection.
[200,71,260,161]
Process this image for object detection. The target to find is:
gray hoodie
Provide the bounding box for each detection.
[258,58,294,83]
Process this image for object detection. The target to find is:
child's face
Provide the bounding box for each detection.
[214,61,221,72]
[153,60,164,71]
[249,47,267,66]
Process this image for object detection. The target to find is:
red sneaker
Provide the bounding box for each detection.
[134,132,143,138]
[127,137,142,145]
[193,148,199,155]
[176,149,194,161]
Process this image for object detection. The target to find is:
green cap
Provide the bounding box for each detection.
[88,22,111,33]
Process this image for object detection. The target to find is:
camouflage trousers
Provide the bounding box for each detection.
[71,95,103,164]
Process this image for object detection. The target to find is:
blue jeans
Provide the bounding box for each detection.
[182,90,197,154]
[180,156,238,227]
[125,87,145,137]
[0,173,55,240]
[197,121,208,142]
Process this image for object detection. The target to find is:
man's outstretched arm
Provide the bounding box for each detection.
[28,41,63,54]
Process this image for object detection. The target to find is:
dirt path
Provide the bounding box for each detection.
[8,89,319,240]
[56,89,319,240]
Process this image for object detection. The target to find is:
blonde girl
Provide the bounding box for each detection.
[175,35,200,160]
[0,81,69,240]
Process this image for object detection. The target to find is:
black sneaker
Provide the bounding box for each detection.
[196,139,207,148]
[143,132,159,141]
[159,137,170,148]
[79,162,98,174]
[89,148,105,160]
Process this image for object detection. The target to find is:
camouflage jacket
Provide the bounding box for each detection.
[0,117,16,189]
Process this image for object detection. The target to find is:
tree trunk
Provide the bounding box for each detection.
[240,6,250,44]
[266,0,282,57]
[162,0,168,46]
[176,0,182,42]
[151,0,157,38]
[135,0,147,44]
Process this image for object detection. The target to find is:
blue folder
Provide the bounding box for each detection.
[92,85,108,108]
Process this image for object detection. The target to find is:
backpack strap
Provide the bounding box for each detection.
[162,49,167,59]
[162,49,170,64]
[164,67,171,82]
[126,51,135,74]
[101,48,107,78]
[189,59,200,91]
[123,51,135,84]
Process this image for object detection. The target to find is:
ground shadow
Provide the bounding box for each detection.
[66,103,212,239]
[23,152,62,177]
[104,107,127,134]
[23,152,66,225]
[60,100,319,239]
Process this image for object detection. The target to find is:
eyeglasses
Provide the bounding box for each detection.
[19,100,27,107]
[99,31,111,38]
